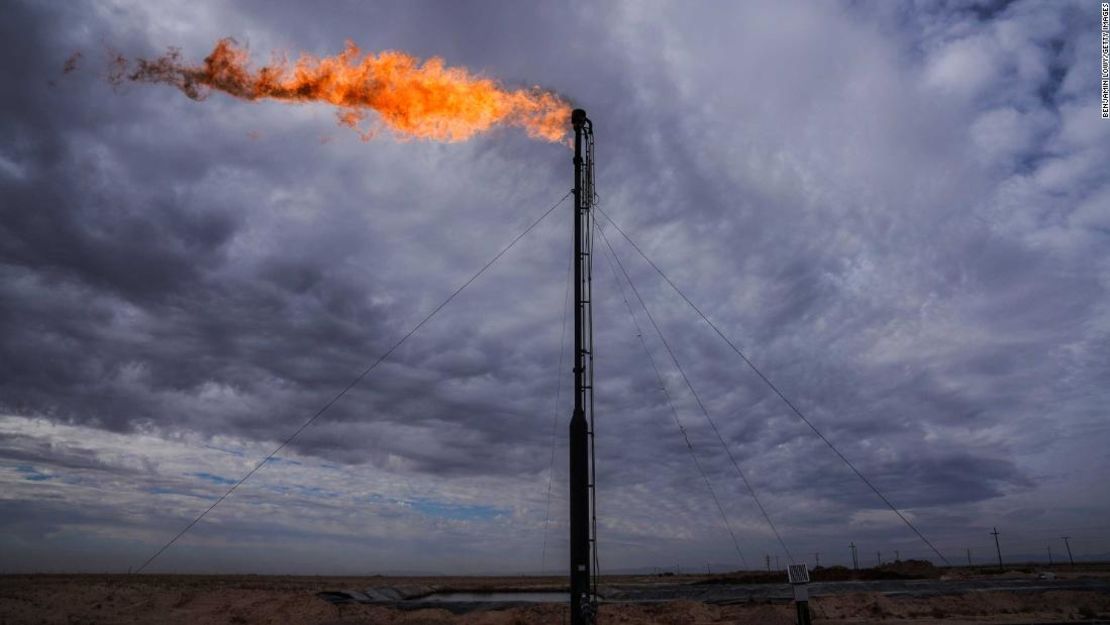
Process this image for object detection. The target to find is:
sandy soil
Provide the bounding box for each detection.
[1,574,1108,625]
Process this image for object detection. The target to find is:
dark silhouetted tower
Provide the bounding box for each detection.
[568,108,596,625]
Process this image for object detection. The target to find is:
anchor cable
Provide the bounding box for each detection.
[540,241,574,573]
[133,190,573,574]
[598,228,749,569]
[598,223,794,564]
[596,208,951,566]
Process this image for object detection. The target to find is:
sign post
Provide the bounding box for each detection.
[788,563,813,625]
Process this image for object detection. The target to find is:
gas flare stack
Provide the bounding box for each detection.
[568,108,598,625]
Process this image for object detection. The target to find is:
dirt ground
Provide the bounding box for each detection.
[2,574,1109,625]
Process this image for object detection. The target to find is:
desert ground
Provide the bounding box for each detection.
[2,565,1109,625]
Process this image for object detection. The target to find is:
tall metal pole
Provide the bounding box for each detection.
[1062,536,1074,566]
[569,108,594,625]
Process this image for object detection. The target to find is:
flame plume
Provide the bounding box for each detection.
[122,39,571,144]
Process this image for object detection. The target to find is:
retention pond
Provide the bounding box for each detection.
[319,577,1110,614]
[420,592,569,603]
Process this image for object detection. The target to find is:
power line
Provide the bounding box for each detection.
[133,190,573,574]
[1002,524,1110,535]
[597,227,748,569]
[992,527,1003,571]
[596,208,950,566]
[598,222,794,565]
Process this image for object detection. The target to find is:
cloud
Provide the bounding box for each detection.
[0,0,1107,573]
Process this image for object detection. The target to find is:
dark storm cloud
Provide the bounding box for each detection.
[0,0,590,492]
[1,0,1108,573]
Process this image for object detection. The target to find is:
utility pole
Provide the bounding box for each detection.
[966,548,972,566]
[849,542,858,570]
[568,108,596,625]
[877,551,881,566]
[1047,545,1053,566]
[765,555,771,572]
[1062,537,1074,565]
[895,550,900,562]
[991,527,1003,571]
[814,552,820,568]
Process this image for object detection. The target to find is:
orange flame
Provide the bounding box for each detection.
[122,39,571,144]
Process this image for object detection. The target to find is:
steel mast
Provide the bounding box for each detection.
[569,108,596,625]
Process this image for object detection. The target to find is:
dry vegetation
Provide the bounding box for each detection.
[2,568,1109,625]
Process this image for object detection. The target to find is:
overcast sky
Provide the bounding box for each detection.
[2,0,1108,575]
